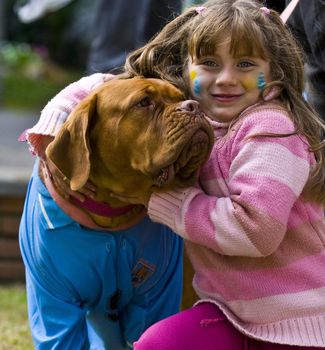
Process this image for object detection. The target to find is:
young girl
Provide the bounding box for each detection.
[123,0,325,348]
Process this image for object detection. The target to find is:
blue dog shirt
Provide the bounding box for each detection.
[19,161,183,349]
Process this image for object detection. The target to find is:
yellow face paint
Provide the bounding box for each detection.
[190,70,197,81]
[242,77,257,91]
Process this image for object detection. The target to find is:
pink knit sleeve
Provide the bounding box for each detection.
[148,108,313,257]
[24,72,114,157]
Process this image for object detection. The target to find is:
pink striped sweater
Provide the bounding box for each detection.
[148,102,325,347]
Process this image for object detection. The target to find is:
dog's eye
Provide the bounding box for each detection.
[136,97,153,108]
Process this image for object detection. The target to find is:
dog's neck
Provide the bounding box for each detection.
[40,163,146,231]
[71,195,146,229]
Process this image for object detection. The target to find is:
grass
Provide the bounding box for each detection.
[2,68,82,111]
[0,284,33,350]
[3,73,70,111]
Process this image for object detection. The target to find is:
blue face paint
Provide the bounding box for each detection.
[257,72,266,90]
[193,78,201,95]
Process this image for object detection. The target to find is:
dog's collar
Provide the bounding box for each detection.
[41,162,146,231]
[71,197,136,217]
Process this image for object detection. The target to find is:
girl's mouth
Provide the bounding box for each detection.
[212,94,242,103]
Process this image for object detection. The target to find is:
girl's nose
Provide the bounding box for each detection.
[215,68,237,86]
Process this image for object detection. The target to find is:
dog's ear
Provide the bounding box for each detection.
[45,93,97,191]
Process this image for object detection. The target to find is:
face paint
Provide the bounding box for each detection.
[241,78,257,91]
[190,70,197,81]
[190,70,201,95]
[257,72,266,90]
[242,72,266,91]
[193,78,201,95]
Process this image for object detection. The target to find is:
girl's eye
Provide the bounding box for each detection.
[201,60,218,68]
[137,97,153,108]
[238,61,254,68]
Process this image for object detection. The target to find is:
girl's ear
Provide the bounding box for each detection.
[45,93,98,191]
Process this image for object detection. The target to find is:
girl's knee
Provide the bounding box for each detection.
[133,303,221,350]
[133,306,199,350]
[133,303,246,350]
[133,323,173,350]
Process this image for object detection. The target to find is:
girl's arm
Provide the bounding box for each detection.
[148,110,312,257]
[24,73,114,158]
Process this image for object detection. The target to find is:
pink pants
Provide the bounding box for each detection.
[133,303,323,350]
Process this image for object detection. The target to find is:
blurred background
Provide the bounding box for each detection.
[0,0,94,111]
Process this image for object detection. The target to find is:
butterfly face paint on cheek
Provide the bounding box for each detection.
[190,70,201,95]
[242,72,266,91]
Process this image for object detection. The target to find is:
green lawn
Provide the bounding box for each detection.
[0,284,33,350]
[3,73,70,111]
[2,69,82,111]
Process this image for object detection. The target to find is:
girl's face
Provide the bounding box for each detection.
[188,40,271,123]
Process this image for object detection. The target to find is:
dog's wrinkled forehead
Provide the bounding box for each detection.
[96,78,185,112]
[145,78,184,100]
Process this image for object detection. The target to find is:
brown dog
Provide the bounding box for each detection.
[44,77,213,230]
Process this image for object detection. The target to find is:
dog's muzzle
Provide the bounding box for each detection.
[154,121,213,188]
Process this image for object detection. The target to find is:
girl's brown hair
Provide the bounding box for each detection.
[125,0,325,204]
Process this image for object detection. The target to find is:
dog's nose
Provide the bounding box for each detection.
[179,100,200,113]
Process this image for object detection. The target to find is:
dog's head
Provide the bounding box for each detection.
[46,77,213,210]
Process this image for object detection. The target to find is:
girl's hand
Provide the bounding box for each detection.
[42,159,97,202]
